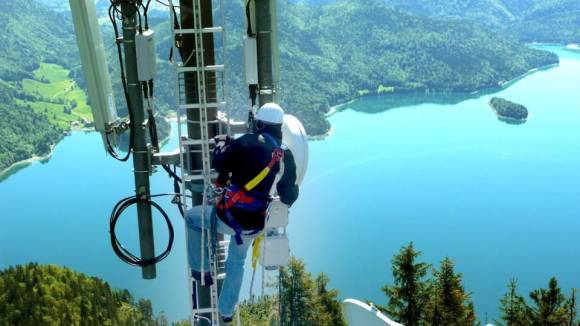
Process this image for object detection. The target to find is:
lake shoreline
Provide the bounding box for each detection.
[0,45,564,177]
[313,46,560,140]
[0,118,174,182]
[0,121,98,181]
[313,62,558,141]
[496,62,559,89]
[0,136,62,181]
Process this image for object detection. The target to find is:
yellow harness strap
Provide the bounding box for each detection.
[244,167,272,191]
[251,234,264,269]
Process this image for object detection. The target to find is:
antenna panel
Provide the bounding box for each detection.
[69,0,118,134]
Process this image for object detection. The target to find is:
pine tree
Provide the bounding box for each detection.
[138,299,154,324]
[278,257,346,326]
[568,289,578,326]
[279,258,319,326]
[424,257,477,326]
[315,273,347,326]
[528,277,568,326]
[465,302,478,325]
[497,279,529,326]
[380,242,430,326]
[237,295,277,326]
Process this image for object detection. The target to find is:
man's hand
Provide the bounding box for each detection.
[212,135,232,156]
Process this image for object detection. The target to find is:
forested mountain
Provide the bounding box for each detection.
[512,1,580,43]
[0,1,76,81]
[2,251,577,325]
[276,0,556,108]
[0,263,169,325]
[0,2,80,172]
[0,260,345,326]
[0,83,63,172]
[383,0,580,43]
[220,0,557,134]
[384,0,518,25]
[0,0,559,172]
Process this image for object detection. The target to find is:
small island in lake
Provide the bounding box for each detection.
[489,97,528,124]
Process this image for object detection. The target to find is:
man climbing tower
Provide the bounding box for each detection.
[185,102,299,324]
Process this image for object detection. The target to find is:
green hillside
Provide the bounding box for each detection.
[384,0,580,43]
[511,1,580,43]
[19,63,92,128]
[214,0,558,135]
[0,0,561,172]
[0,1,91,172]
[0,263,169,325]
[0,83,63,172]
[384,0,518,25]
[0,1,77,81]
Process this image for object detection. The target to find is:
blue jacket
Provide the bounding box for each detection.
[212,129,299,230]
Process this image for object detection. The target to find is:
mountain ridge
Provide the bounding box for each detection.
[0,0,561,173]
[383,0,580,43]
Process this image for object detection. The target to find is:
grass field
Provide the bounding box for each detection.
[20,63,93,128]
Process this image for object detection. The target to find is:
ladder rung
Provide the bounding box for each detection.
[175,27,223,34]
[184,173,218,182]
[192,308,217,315]
[179,102,226,110]
[184,148,215,154]
[184,175,204,181]
[185,120,220,125]
[182,138,215,146]
[178,65,224,73]
[184,168,204,175]
[183,168,216,175]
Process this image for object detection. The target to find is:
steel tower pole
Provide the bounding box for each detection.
[120,1,156,279]
[255,0,279,106]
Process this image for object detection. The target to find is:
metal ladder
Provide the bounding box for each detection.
[169,0,229,325]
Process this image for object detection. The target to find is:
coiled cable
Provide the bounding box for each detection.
[109,194,175,267]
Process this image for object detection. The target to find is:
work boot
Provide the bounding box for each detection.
[220,315,233,326]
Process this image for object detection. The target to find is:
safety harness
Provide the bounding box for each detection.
[216,133,284,245]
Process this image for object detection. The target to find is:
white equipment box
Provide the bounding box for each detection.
[260,235,290,268]
[136,30,157,82]
[244,37,259,85]
[267,198,289,228]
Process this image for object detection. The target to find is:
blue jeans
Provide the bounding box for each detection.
[185,205,260,318]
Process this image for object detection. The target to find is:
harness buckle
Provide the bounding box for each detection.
[273,148,284,161]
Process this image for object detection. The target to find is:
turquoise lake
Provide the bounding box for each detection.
[1,46,579,322]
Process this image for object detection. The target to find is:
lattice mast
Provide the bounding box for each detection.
[172,0,281,324]
[170,0,228,324]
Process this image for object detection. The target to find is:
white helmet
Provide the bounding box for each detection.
[256,103,285,125]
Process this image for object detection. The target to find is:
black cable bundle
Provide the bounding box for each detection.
[246,0,255,37]
[109,195,175,267]
[106,1,143,161]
